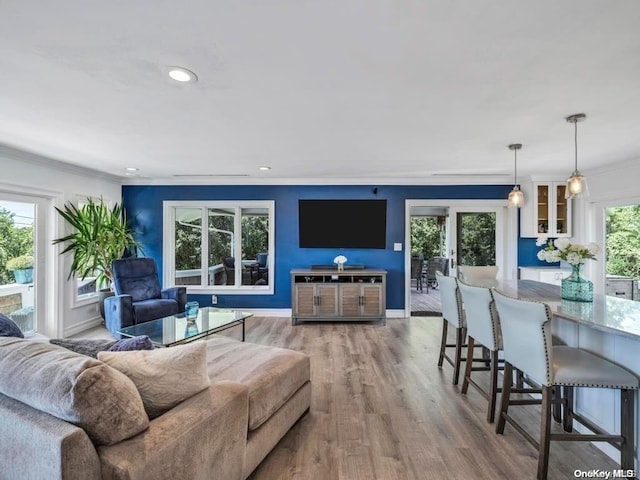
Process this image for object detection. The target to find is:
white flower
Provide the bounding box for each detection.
[537,250,548,261]
[535,236,548,247]
[587,242,600,256]
[565,252,582,265]
[554,238,570,251]
[548,250,562,262]
[333,255,347,265]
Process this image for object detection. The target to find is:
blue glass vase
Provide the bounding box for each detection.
[561,263,593,302]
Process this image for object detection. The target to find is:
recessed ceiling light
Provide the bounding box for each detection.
[259,166,272,171]
[125,167,138,172]
[168,67,198,83]
[124,172,138,177]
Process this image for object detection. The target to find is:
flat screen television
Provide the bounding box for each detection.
[298,199,387,249]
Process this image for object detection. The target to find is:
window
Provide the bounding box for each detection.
[164,201,274,294]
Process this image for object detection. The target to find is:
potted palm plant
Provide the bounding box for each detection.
[52,197,140,317]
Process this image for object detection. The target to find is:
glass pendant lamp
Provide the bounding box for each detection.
[565,113,589,199]
[507,143,524,208]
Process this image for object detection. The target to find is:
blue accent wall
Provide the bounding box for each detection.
[122,184,514,310]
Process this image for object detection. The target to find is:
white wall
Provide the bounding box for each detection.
[0,145,122,337]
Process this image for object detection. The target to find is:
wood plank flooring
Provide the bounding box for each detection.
[77,318,619,479]
[244,316,619,480]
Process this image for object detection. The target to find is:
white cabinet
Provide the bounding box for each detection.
[519,267,570,286]
[520,181,572,238]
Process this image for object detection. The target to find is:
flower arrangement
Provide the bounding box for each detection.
[333,255,347,271]
[6,255,34,271]
[536,237,599,265]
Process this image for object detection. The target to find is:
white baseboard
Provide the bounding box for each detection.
[64,316,103,337]
[385,309,407,318]
[244,308,292,317]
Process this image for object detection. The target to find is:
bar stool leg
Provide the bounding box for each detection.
[461,336,475,394]
[562,386,574,432]
[437,319,448,368]
[537,385,553,480]
[621,389,635,471]
[487,350,499,423]
[453,327,464,385]
[496,362,513,434]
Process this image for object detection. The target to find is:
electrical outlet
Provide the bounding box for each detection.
[211,295,218,305]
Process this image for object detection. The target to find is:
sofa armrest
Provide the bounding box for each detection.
[104,294,134,337]
[98,381,249,480]
[0,393,101,480]
[162,286,187,312]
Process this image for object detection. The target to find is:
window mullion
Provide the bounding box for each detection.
[201,207,208,288]
[235,206,242,287]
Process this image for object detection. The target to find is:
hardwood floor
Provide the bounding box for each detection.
[244,316,619,480]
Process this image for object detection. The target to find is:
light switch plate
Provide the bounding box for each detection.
[393,243,402,251]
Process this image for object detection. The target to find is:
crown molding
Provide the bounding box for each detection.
[0,143,122,184]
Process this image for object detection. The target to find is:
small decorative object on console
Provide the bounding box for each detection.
[536,237,599,302]
[333,255,347,272]
[185,301,199,318]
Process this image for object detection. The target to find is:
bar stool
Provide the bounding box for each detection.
[458,281,503,423]
[436,272,466,385]
[493,290,638,480]
[458,265,499,284]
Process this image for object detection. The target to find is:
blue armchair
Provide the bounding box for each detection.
[104,258,187,336]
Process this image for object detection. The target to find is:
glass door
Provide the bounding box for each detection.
[448,207,503,279]
[0,198,36,333]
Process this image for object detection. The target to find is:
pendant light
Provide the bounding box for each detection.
[565,113,588,199]
[507,143,524,208]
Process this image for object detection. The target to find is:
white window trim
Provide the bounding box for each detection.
[163,200,275,295]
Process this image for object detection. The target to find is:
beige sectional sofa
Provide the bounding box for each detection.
[0,334,311,480]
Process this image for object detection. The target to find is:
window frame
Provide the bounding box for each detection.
[163,200,275,295]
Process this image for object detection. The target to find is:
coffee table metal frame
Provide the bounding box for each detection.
[117,307,253,347]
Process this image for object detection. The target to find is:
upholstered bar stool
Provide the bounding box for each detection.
[458,265,499,284]
[493,290,638,480]
[436,272,466,385]
[458,281,503,423]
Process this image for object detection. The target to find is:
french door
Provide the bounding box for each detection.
[447,207,504,279]
[405,200,514,317]
[0,192,47,334]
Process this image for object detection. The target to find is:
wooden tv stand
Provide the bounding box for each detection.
[290,268,387,325]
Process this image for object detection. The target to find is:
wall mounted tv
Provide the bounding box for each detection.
[298,199,387,249]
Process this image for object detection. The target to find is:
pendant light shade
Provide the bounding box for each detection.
[565,113,589,199]
[507,143,524,208]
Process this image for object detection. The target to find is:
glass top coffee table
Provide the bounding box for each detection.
[117,307,253,347]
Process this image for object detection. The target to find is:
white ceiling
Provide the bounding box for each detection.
[1,1,639,183]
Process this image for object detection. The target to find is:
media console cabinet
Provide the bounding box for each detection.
[290,268,387,325]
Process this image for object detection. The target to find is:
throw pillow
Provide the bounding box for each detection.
[0,337,149,445]
[109,335,154,352]
[50,338,116,358]
[0,313,24,338]
[98,342,210,419]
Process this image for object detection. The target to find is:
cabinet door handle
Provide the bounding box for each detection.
[359,296,363,306]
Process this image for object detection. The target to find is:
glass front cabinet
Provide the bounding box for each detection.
[520,181,572,238]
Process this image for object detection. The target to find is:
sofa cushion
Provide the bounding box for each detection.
[98,342,211,419]
[0,313,24,338]
[205,336,311,431]
[0,337,149,445]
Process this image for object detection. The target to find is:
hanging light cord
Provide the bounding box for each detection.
[513,148,518,185]
[574,119,578,172]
